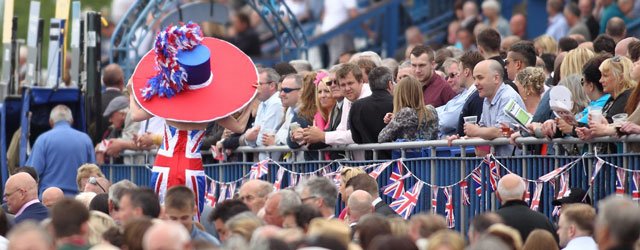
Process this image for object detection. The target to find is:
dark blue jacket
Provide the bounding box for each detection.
[15,202,49,224]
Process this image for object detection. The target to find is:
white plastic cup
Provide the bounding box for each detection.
[464,116,477,124]
[589,106,604,124]
[612,113,628,127]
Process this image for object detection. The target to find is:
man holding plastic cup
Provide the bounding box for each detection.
[448,60,525,156]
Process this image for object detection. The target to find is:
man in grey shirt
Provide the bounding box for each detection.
[565,3,592,41]
[461,60,525,156]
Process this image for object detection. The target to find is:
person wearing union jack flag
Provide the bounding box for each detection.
[128,23,257,215]
[495,174,557,242]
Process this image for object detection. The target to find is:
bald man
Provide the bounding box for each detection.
[238,179,273,214]
[509,14,526,38]
[347,190,373,227]
[452,60,524,156]
[41,187,64,208]
[605,17,627,43]
[495,173,557,243]
[143,221,192,250]
[500,36,521,52]
[615,37,639,57]
[5,173,49,224]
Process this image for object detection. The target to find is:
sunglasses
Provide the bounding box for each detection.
[325,79,336,86]
[280,87,301,93]
[445,72,458,80]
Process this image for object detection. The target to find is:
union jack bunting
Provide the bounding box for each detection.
[273,168,285,191]
[470,167,483,197]
[484,157,500,191]
[383,163,405,199]
[205,180,217,207]
[390,181,424,219]
[228,182,237,199]
[530,182,543,211]
[249,159,270,179]
[431,186,439,214]
[632,172,640,202]
[369,161,393,179]
[538,165,568,183]
[552,172,570,216]
[616,168,627,196]
[590,159,605,184]
[523,180,531,204]
[460,180,471,206]
[289,172,298,187]
[217,184,229,204]
[444,187,455,228]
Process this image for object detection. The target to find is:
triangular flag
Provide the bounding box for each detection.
[390,181,424,219]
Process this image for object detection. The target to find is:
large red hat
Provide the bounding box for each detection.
[131,23,257,123]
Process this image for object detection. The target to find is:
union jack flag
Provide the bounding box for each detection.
[616,168,627,196]
[484,157,500,191]
[523,180,531,204]
[289,172,298,187]
[205,180,217,207]
[228,182,237,199]
[460,181,471,206]
[530,182,543,211]
[590,159,605,184]
[444,187,455,228]
[632,173,640,202]
[369,161,393,179]
[431,186,439,214]
[390,181,424,219]
[552,172,570,216]
[217,184,229,204]
[538,162,571,183]
[273,168,285,191]
[383,163,405,199]
[249,159,270,179]
[470,167,482,196]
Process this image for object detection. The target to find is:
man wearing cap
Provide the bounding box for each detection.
[552,188,592,208]
[96,96,130,164]
[26,105,95,195]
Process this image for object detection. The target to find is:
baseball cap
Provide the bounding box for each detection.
[551,188,591,206]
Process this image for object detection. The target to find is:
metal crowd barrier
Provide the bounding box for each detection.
[101,135,640,232]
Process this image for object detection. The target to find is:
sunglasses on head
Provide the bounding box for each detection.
[280,87,301,93]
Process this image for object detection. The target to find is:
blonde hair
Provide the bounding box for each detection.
[599,56,637,97]
[522,229,559,250]
[298,72,318,122]
[393,76,434,126]
[308,219,350,248]
[226,212,264,242]
[515,67,546,96]
[558,74,590,114]
[487,224,523,250]
[314,71,336,123]
[75,192,98,208]
[427,230,465,250]
[76,164,105,191]
[534,35,558,55]
[340,167,366,184]
[87,211,117,245]
[560,48,595,79]
[387,217,409,237]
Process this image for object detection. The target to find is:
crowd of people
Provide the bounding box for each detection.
[2,163,640,250]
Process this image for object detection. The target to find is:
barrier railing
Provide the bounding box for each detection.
[101,136,640,232]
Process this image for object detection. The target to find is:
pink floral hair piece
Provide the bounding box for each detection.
[314,71,329,86]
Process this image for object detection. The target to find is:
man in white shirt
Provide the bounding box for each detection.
[322,0,358,65]
[557,203,598,250]
[303,63,371,160]
[437,58,476,137]
[241,68,284,160]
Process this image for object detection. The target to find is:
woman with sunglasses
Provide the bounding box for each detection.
[287,72,320,160]
[307,71,337,160]
[577,56,637,142]
[378,76,438,143]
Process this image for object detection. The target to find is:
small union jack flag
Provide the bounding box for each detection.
[273,168,285,191]
[228,182,237,199]
[538,162,571,183]
[552,172,570,216]
[369,161,393,179]
[530,182,543,211]
[632,172,640,202]
[484,157,500,191]
[471,167,482,197]
[217,184,229,204]
[289,172,298,187]
[431,186,439,214]
[383,162,405,199]
[523,180,531,204]
[444,187,455,228]
[616,168,627,196]
[249,159,270,180]
[590,159,605,184]
[460,181,471,206]
[390,181,424,219]
[205,180,217,207]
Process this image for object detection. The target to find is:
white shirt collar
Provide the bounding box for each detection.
[372,197,382,206]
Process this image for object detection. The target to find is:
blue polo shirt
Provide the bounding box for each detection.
[479,83,525,156]
[26,122,95,195]
[191,224,221,246]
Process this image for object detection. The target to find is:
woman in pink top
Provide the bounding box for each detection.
[314,71,336,130]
